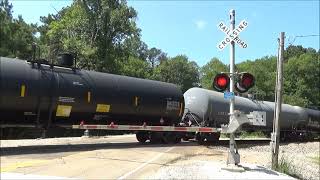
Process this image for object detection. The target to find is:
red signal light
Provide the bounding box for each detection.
[213,73,230,92]
[235,73,255,93]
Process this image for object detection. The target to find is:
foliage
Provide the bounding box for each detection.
[0,0,36,59]
[309,155,320,165]
[147,47,167,68]
[283,51,320,107]
[276,156,300,179]
[239,131,267,139]
[120,56,151,78]
[200,58,228,90]
[237,56,277,101]
[122,34,148,61]
[43,0,140,73]
[152,55,199,92]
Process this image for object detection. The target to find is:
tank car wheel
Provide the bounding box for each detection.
[162,132,176,144]
[182,137,190,141]
[150,132,162,144]
[136,132,148,143]
[174,136,182,143]
[196,133,205,145]
[206,132,220,143]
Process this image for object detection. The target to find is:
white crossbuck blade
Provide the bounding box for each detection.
[217,20,248,51]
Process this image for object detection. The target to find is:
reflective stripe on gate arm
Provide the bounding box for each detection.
[72,124,221,133]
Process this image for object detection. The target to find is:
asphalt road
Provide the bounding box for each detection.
[0,135,294,179]
[0,135,208,179]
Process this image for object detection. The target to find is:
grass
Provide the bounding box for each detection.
[275,156,300,179]
[239,131,267,139]
[309,155,320,165]
[220,133,230,138]
[220,131,267,139]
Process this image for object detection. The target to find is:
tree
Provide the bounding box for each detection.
[152,55,199,92]
[0,0,12,57]
[284,45,307,61]
[0,0,36,59]
[120,56,151,78]
[37,10,68,60]
[44,0,140,73]
[237,56,277,101]
[147,47,167,68]
[79,0,139,73]
[200,58,228,90]
[0,0,12,17]
[283,51,320,108]
[122,34,148,61]
[47,2,96,68]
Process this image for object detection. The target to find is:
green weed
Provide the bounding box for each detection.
[275,156,300,179]
[309,155,320,165]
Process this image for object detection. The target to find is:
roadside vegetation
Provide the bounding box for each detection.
[220,131,267,139]
[309,155,320,165]
[238,131,267,139]
[275,156,300,179]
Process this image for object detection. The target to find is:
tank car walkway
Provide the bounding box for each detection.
[0,135,294,179]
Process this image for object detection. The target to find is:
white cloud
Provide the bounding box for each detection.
[194,20,207,30]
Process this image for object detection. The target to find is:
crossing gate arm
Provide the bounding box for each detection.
[72,124,221,133]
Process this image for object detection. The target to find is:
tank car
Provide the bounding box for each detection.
[0,56,184,141]
[183,87,320,141]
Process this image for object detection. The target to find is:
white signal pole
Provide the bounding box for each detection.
[227,9,240,165]
[229,10,235,117]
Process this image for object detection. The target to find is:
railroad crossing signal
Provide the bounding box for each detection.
[212,73,230,92]
[217,20,248,51]
[235,73,255,93]
[212,72,255,93]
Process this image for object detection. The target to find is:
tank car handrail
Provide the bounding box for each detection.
[183,108,201,126]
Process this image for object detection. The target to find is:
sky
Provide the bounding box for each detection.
[11,0,320,66]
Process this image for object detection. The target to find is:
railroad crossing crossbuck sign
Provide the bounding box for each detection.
[217,20,248,51]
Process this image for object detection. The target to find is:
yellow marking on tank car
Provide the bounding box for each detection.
[179,102,184,116]
[20,85,26,97]
[56,105,72,117]
[0,160,49,172]
[96,104,110,113]
[87,91,91,103]
[134,96,139,106]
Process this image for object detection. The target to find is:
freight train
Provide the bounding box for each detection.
[0,55,184,142]
[183,88,320,142]
[1,55,319,142]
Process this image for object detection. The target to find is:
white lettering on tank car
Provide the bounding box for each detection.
[166,100,180,110]
[73,81,83,86]
[58,96,75,103]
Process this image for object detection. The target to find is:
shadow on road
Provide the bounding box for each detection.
[0,141,199,156]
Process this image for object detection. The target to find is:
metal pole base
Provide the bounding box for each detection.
[227,133,240,165]
[221,163,245,172]
[227,150,240,165]
[223,135,244,172]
